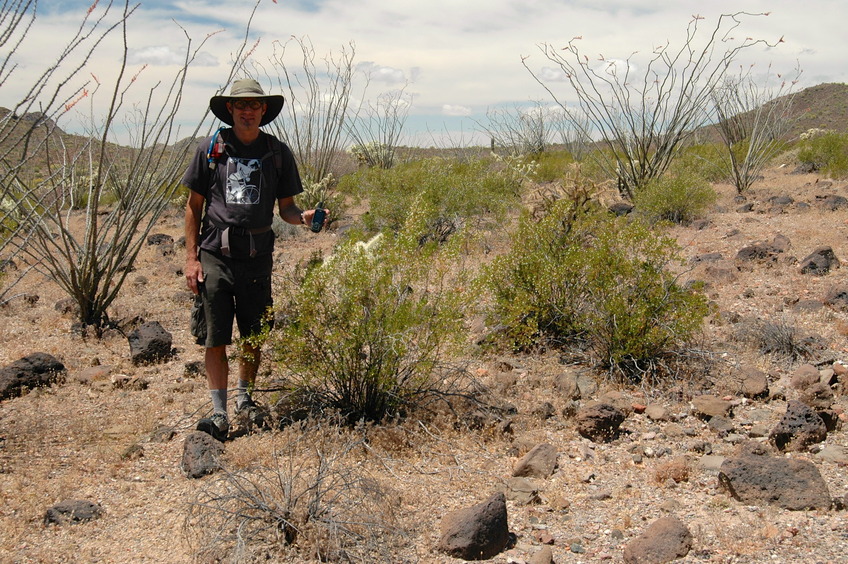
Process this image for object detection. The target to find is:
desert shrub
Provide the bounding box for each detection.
[633,169,717,225]
[185,422,408,562]
[675,142,728,182]
[738,317,814,363]
[294,173,346,228]
[269,202,473,424]
[574,148,623,189]
[486,198,709,380]
[530,150,576,183]
[348,141,396,169]
[797,131,848,178]
[336,155,521,234]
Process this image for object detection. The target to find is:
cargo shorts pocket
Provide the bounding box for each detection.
[190,293,207,342]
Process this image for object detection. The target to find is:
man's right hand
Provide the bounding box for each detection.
[184,190,206,294]
[185,258,204,294]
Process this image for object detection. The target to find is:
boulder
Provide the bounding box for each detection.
[553,371,580,399]
[127,321,173,365]
[790,364,822,389]
[623,515,693,563]
[824,286,848,311]
[181,431,224,479]
[815,193,848,210]
[0,352,66,400]
[739,367,769,399]
[437,492,510,560]
[799,382,834,410]
[719,451,831,510]
[770,400,828,451]
[736,237,787,268]
[512,443,558,479]
[576,403,625,442]
[799,246,840,275]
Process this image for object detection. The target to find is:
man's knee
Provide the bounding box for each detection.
[206,345,228,362]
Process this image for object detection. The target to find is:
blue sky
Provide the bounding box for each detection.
[7,0,845,147]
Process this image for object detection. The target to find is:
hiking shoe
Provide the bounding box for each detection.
[196,412,229,442]
[234,396,268,429]
[234,395,258,415]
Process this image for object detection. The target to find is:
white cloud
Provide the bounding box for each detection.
[128,46,217,67]
[6,0,846,146]
[538,66,568,82]
[442,104,472,117]
[594,58,636,79]
[357,62,407,83]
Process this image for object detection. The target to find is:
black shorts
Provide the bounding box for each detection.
[197,250,274,347]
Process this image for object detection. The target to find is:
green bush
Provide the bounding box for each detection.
[798,131,848,178]
[336,156,522,234]
[530,150,575,183]
[269,202,473,423]
[485,198,709,380]
[633,169,717,225]
[675,143,729,183]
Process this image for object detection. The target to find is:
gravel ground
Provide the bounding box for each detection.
[1,164,848,563]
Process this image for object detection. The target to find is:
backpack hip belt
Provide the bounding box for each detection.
[209,218,272,258]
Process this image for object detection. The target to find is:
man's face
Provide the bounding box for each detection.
[226,98,266,129]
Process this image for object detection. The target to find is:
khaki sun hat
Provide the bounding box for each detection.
[209,78,284,127]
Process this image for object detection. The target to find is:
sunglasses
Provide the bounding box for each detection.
[231,99,264,111]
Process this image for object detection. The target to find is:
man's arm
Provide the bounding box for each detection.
[278,196,303,225]
[185,190,205,294]
[278,196,328,227]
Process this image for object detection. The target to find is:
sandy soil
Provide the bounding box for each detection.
[1,162,848,563]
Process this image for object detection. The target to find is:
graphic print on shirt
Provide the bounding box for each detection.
[225,157,262,204]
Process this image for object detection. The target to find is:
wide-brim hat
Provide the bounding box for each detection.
[209,78,284,127]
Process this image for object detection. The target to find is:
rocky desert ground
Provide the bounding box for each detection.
[1,157,848,563]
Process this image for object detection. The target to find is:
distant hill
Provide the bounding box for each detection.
[785,82,848,136]
[1,82,847,169]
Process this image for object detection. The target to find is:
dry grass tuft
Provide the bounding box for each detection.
[184,420,409,563]
[652,457,692,485]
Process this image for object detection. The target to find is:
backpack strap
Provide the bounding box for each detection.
[265,133,284,179]
[206,127,229,170]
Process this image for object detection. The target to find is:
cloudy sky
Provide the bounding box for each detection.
[8,0,845,146]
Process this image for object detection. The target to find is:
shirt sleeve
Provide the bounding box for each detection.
[180,137,214,197]
[275,140,304,200]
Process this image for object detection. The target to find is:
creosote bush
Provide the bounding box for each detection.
[675,143,730,183]
[337,155,522,234]
[530,149,577,183]
[797,130,848,178]
[486,197,709,381]
[633,168,717,225]
[269,202,473,424]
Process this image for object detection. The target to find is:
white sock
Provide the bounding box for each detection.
[237,379,251,404]
[210,389,227,415]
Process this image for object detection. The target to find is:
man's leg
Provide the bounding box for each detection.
[197,344,231,441]
[236,342,260,409]
[206,345,229,411]
[233,253,272,413]
[196,250,235,441]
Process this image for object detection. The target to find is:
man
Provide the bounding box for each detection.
[182,78,326,441]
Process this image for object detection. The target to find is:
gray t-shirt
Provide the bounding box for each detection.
[182,128,303,257]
